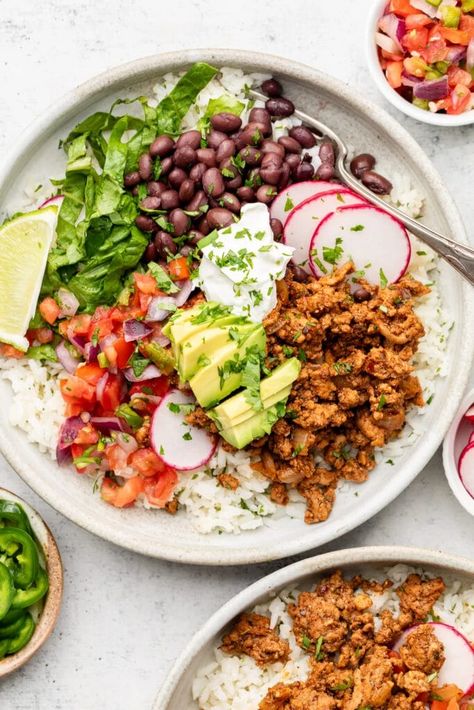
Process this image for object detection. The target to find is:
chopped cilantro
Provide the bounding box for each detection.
[301,635,311,650]
[379,268,388,288]
[314,635,324,660]
[322,237,344,265]
[333,361,352,374]
[182,432,192,441]
[377,394,387,410]
[350,224,364,232]
[129,352,150,378]
[284,196,294,212]
[148,262,179,294]
[282,345,294,357]
[426,393,434,405]
[197,353,211,368]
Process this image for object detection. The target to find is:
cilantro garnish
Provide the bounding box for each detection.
[148,262,179,294]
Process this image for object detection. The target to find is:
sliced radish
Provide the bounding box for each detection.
[464,406,474,424]
[470,431,474,444]
[150,389,216,471]
[40,194,64,209]
[459,442,474,499]
[394,622,474,695]
[309,204,411,285]
[270,181,336,227]
[283,189,365,270]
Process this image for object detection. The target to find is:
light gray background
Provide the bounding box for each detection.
[0,1,473,708]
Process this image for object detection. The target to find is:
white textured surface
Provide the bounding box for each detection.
[0,1,473,708]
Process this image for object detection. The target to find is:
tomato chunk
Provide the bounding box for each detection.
[39,297,60,325]
[75,363,104,386]
[101,476,145,508]
[168,256,190,281]
[97,373,123,413]
[386,61,403,89]
[144,470,178,508]
[129,448,167,477]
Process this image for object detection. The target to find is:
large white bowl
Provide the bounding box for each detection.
[0,50,472,565]
[154,546,474,709]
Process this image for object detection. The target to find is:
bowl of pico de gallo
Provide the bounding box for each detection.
[367,0,474,126]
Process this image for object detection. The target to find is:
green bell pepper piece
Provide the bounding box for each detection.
[0,500,33,535]
[462,0,474,11]
[441,5,461,28]
[0,528,38,589]
[140,341,175,374]
[115,403,143,430]
[0,613,27,639]
[0,638,9,659]
[7,612,35,655]
[0,606,25,626]
[11,567,49,609]
[0,562,14,620]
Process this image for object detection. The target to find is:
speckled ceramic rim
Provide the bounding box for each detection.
[443,386,474,516]
[366,0,474,126]
[0,488,63,678]
[0,49,472,564]
[154,546,474,709]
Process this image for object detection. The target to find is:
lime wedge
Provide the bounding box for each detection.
[0,206,58,351]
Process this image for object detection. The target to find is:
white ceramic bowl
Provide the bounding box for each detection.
[0,50,472,565]
[154,545,474,709]
[366,0,474,127]
[443,386,474,516]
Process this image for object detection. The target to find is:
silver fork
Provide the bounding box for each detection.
[250,89,474,287]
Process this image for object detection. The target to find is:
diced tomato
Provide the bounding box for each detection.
[60,376,96,403]
[433,685,464,702]
[129,376,169,399]
[112,338,135,369]
[390,0,416,17]
[39,297,60,325]
[134,272,159,295]
[74,424,99,445]
[439,27,470,45]
[402,27,429,53]
[138,291,153,313]
[405,13,433,30]
[403,56,429,77]
[101,475,145,508]
[380,49,404,62]
[97,373,123,412]
[168,256,190,281]
[67,314,92,336]
[129,448,167,477]
[105,443,129,471]
[448,84,473,113]
[447,65,473,88]
[460,14,474,40]
[87,306,114,341]
[71,443,86,462]
[0,344,25,359]
[28,327,53,344]
[75,363,104,386]
[143,470,178,508]
[386,60,404,88]
[422,37,449,63]
[416,692,430,703]
[65,401,83,417]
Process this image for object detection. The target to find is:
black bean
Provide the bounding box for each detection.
[160,189,180,210]
[278,136,302,154]
[168,168,188,189]
[190,162,207,183]
[265,97,295,118]
[291,265,308,282]
[147,181,166,197]
[169,208,191,237]
[138,153,153,181]
[237,186,256,202]
[179,178,195,203]
[154,231,177,257]
[289,125,316,148]
[319,138,335,166]
[294,162,314,182]
[353,286,371,302]
[260,165,282,186]
[135,215,157,232]
[219,158,239,179]
[144,243,158,262]
[226,174,243,190]
[188,229,204,245]
[124,171,141,188]
[350,153,376,178]
[207,207,235,229]
[160,157,173,176]
[270,218,283,239]
[202,167,225,197]
[180,245,193,257]
[302,152,313,163]
[186,190,208,212]
[261,151,283,169]
[236,122,266,148]
[248,108,272,136]
[361,170,392,195]
[315,163,335,181]
[176,130,201,150]
[216,138,236,163]
[261,78,283,98]
[285,154,301,173]
[261,139,285,157]
[278,162,291,190]
[196,148,217,167]
[198,215,211,235]
[239,146,262,166]
[140,196,161,211]
[173,146,197,169]
[219,192,241,213]
[256,184,278,204]
[207,130,227,149]
[210,112,242,134]
[149,135,175,158]
[246,168,261,189]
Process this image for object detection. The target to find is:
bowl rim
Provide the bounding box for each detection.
[0,48,473,564]
[0,488,63,678]
[443,386,474,516]
[366,0,474,127]
[154,545,474,709]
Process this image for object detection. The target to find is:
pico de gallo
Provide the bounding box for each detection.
[376,0,474,115]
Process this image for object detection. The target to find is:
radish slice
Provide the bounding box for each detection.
[464,406,474,424]
[150,389,216,471]
[40,194,64,209]
[394,622,474,695]
[270,181,336,227]
[459,442,474,499]
[309,204,411,284]
[283,189,365,270]
[470,432,474,444]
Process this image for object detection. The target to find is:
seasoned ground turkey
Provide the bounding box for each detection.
[221,571,449,709]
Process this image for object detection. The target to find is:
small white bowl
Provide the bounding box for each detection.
[443,386,474,516]
[366,0,474,127]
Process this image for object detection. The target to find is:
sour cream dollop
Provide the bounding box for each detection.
[196,203,294,322]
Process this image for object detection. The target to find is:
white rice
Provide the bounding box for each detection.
[0,67,451,533]
[193,564,474,710]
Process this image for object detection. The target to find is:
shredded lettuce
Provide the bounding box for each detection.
[197,93,245,135]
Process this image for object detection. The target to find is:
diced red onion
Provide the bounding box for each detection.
[174,280,195,307]
[401,72,422,87]
[96,373,109,401]
[152,333,170,348]
[413,76,449,101]
[378,13,405,51]
[115,432,138,454]
[376,32,401,55]
[56,416,84,465]
[124,365,162,382]
[123,319,153,342]
[100,333,117,352]
[57,288,79,318]
[467,39,474,72]
[84,341,100,363]
[90,416,131,433]
[67,331,86,355]
[147,297,177,322]
[409,0,437,17]
[40,194,64,209]
[56,341,80,373]
[447,45,467,64]
[130,392,161,406]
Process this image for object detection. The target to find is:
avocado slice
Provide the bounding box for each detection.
[163,302,244,355]
[189,327,266,408]
[178,323,259,381]
[209,358,301,430]
[219,399,288,449]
